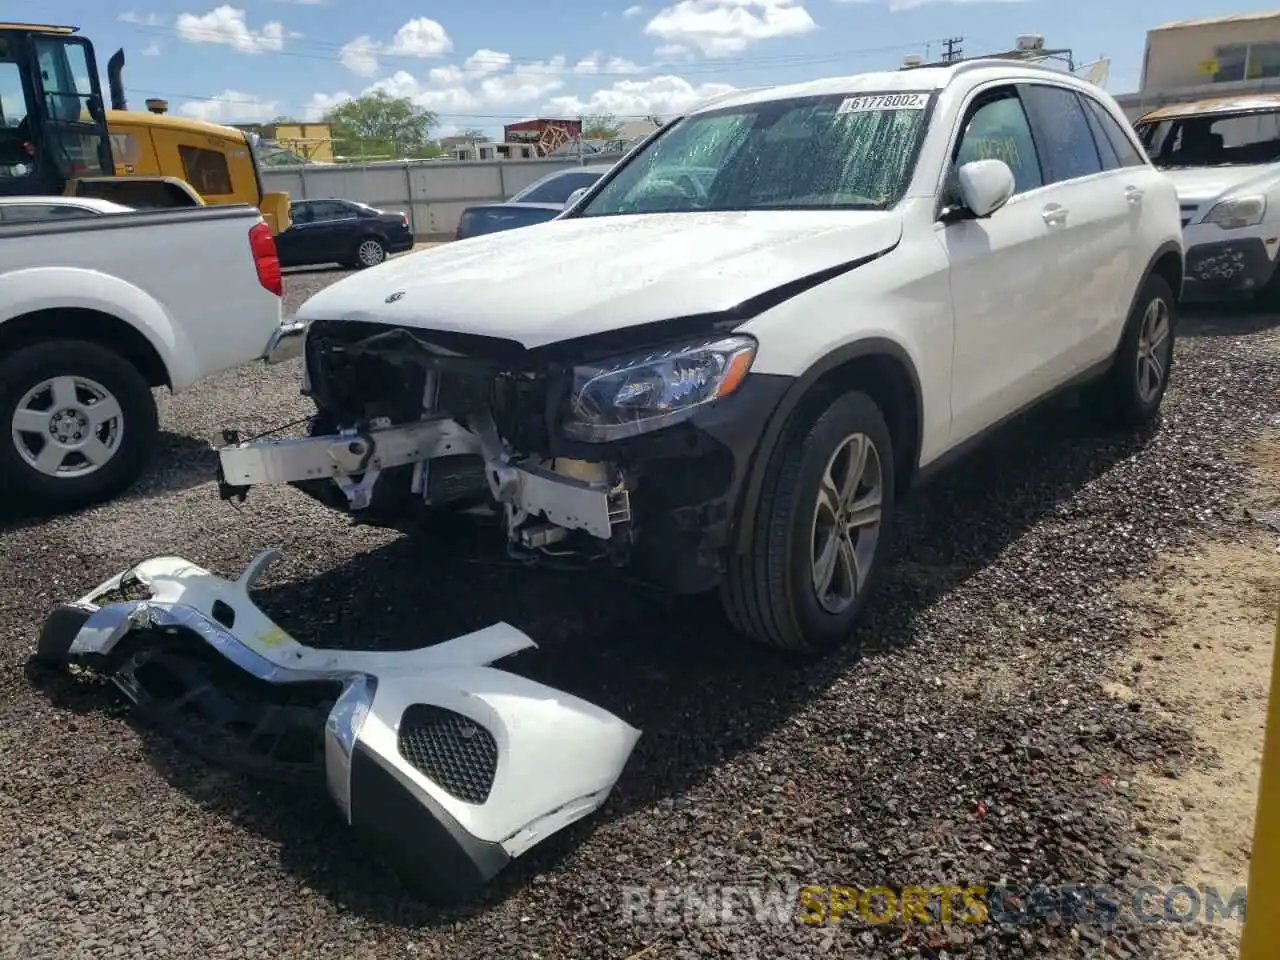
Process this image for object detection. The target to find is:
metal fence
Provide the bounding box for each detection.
[260,158,596,239]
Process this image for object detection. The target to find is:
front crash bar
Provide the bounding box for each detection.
[36,549,641,900]
[216,421,631,541]
[218,417,481,486]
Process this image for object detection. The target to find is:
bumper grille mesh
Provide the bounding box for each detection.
[397,704,498,804]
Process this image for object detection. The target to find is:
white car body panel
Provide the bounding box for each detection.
[1162,165,1280,288]
[59,550,641,880]
[0,205,283,391]
[296,209,904,349]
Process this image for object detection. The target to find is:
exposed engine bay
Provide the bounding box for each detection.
[217,318,768,592]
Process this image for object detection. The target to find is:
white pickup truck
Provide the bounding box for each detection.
[0,196,295,510]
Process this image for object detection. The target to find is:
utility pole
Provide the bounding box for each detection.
[941,37,964,62]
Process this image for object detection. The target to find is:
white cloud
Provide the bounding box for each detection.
[544,75,736,118]
[479,57,567,105]
[119,11,165,25]
[340,36,380,76]
[142,42,162,56]
[645,0,815,57]
[573,52,645,75]
[336,18,453,77]
[465,49,512,76]
[175,6,285,54]
[304,90,352,120]
[623,4,645,15]
[180,89,279,122]
[385,18,453,58]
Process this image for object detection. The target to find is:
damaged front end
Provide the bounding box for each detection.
[217,318,786,593]
[34,550,640,900]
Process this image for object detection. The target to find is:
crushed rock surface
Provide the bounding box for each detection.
[1,270,1277,959]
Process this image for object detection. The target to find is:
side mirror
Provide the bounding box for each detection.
[956,159,1015,218]
[565,186,590,207]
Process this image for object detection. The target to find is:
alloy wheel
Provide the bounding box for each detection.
[809,432,884,615]
[11,375,125,479]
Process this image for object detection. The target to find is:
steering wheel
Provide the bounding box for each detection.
[668,170,709,205]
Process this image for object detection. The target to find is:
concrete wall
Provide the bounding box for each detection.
[260,157,595,238]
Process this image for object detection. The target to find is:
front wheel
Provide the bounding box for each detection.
[353,237,387,269]
[0,339,159,511]
[721,390,895,654]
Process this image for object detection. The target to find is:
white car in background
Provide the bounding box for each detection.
[1136,93,1280,302]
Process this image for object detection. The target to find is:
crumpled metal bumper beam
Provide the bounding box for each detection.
[36,549,641,900]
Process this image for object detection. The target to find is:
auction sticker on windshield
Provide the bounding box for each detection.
[837,93,929,114]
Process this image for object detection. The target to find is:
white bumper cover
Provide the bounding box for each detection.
[36,549,640,899]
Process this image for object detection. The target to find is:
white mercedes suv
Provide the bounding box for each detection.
[216,59,1185,654]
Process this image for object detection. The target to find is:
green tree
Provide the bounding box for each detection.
[582,113,622,139]
[321,92,438,160]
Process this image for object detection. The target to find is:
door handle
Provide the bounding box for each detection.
[1042,204,1068,227]
[1125,185,1144,206]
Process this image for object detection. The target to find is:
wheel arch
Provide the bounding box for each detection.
[732,338,923,556]
[1148,241,1184,301]
[0,308,171,389]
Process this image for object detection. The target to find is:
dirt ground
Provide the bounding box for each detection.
[1114,421,1280,954]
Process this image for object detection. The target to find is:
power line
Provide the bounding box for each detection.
[940,37,964,63]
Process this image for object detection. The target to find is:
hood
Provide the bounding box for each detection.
[1160,164,1280,209]
[296,209,903,350]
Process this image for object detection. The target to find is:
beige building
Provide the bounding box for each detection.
[1140,10,1280,92]
[1113,11,1280,119]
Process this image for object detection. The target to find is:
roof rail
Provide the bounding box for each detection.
[943,57,1082,82]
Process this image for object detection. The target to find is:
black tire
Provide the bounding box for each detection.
[352,236,387,269]
[720,390,896,654]
[0,339,159,511]
[1088,272,1178,429]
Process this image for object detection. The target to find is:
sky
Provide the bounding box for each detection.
[7,0,1268,138]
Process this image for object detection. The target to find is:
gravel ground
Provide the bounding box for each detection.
[1,269,1278,960]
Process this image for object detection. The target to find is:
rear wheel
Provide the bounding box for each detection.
[721,390,895,654]
[0,339,159,511]
[353,236,387,269]
[1088,272,1177,428]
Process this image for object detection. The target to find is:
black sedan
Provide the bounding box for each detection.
[455,165,612,240]
[276,198,415,269]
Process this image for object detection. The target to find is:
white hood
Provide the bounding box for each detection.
[295,209,903,350]
[1161,164,1280,209]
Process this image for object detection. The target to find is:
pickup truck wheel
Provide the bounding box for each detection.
[1090,273,1177,428]
[721,390,895,654]
[354,237,387,269]
[0,339,159,511]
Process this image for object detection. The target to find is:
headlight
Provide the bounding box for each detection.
[1203,195,1266,230]
[563,334,757,442]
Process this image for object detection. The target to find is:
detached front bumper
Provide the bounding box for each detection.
[35,550,640,900]
[1181,225,1280,300]
[262,318,309,365]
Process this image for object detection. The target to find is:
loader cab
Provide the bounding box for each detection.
[0,23,113,197]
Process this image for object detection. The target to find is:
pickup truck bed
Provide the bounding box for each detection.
[0,203,284,510]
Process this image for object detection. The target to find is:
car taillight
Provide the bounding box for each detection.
[249,222,282,297]
[401,213,409,228]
